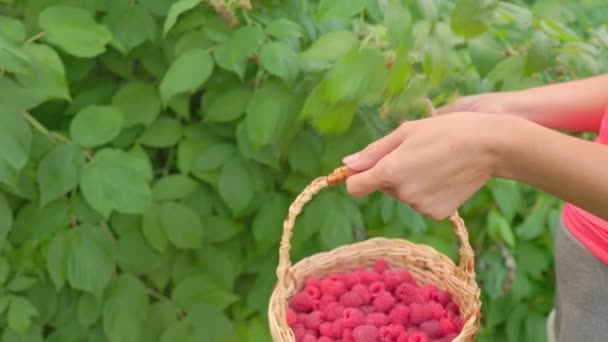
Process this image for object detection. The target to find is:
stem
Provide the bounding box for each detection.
[147,287,171,302]
[162,148,175,176]
[24,32,46,46]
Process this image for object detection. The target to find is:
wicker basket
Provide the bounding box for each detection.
[268,166,482,341]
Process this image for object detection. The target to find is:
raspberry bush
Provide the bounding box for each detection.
[0,0,606,341]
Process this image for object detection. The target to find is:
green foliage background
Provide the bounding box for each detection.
[0,0,606,341]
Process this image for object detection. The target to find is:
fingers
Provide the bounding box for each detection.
[342,125,407,172]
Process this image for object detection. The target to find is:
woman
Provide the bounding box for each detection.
[342,74,608,342]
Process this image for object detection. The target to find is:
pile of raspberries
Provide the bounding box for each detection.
[287,259,463,342]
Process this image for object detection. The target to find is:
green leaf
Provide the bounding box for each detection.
[218,157,255,215]
[516,242,551,279]
[488,209,515,247]
[246,81,293,148]
[0,109,32,184]
[103,6,157,53]
[319,199,355,250]
[160,48,214,104]
[39,5,113,58]
[80,148,152,217]
[163,0,203,36]
[10,201,70,244]
[259,42,299,81]
[46,232,69,291]
[203,216,243,243]
[468,33,504,78]
[17,44,70,103]
[77,293,101,328]
[172,274,239,311]
[138,117,183,148]
[316,0,367,21]
[102,275,150,342]
[38,143,84,206]
[253,193,289,252]
[265,19,303,39]
[152,175,197,201]
[193,143,236,172]
[160,201,203,249]
[515,199,548,240]
[299,30,358,69]
[114,230,164,275]
[524,31,555,76]
[112,82,161,127]
[0,35,30,74]
[70,105,123,148]
[142,204,168,253]
[0,16,26,44]
[202,87,251,123]
[7,296,39,335]
[67,229,114,298]
[489,179,521,221]
[0,258,8,286]
[287,130,322,178]
[450,0,498,39]
[0,193,13,238]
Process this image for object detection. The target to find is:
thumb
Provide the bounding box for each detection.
[342,125,407,172]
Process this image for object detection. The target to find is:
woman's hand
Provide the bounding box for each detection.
[436,92,513,115]
[342,112,513,220]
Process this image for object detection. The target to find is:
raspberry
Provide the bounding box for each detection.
[321,278,347,298]
[291,292,313,312]
[322,302,344,322]
[366,312,389,327]
[340,291,364,308]
[287,307,297,326]
[302,334,317,342]
[389,304,410,325]
[379,324,405,340]
[372,291,396,313]
[318,337,333,342]
[420,284,437,302]
[407,331,430,342]
[397,271,417,285]
[357,269,380,284]
[381,270,402,291]
[311,299,322,311]
[444,333,458,341]
[342,272,361,289]
[292,323,306,340]
[361,305,374,314]
[429,301,447,320]
[368,281,386,297]
[419,320,442,339]
[343,328,354,342]
[321,294,337,305]
[305,329,318,338]
[446,302,460,316]
[327,273,343,282]
[305,311,325,331]
[432,289,452,307]
[395,283,423,305]
[374,259,389,274]
[352,325,379,342]
[452,316,463,331]
[351,284,372,304]
[409,303,434,325]
[397,333,409,342]
[304,285,322,300]
[305,276,321,288]
[439,318,456,335]
[331,318,346,339]
[342,307,365,328]
[319,322,333,337]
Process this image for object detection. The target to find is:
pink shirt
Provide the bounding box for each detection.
[562,107,608,264]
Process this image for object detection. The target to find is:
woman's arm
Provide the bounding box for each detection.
[437,74,608,132]
[343,112,608,221]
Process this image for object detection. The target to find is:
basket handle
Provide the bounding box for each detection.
[276,166,476,289]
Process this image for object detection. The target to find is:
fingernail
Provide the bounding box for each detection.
[342,153,360,166]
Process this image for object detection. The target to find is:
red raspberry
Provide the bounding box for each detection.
[304,285,322,300]
[291,292,313,312]
[342,308,365,328]
[352,325,379,342]
[321,278,347,298]
[389,304,410,325]
[302,334,317,342]
[366,312,389,327]
[361,305,374,314]
[446,302,460,316]
[322,302,344,322]
[318,337,333,342]
[292,323,306,340]
[381,270,402,291]
[327,273,343,282]
[330,318,346,339]
[319,322,333,337]
[420,284,437,302]
[409,303,434,325]
[432,289,452,307]
[395,283,423,305]
[452,316,463,332]
[340,291,363,308]
[351,284,372,304]
[305,311,325,331]
[429,301,447,320]
[397,271,417,285]
[444,332,458,341]
[368,281,386,297]
[297,314,308,325]
[379,324,405,340]
[419,320,442,339]
[357,269,380,284]
[397,333,409,342]
[287,307,297,326]
[439,318,456,335]
[321,294,337,305]
[311,299,322,311]
[406,331,430,342]
[305,276,321,288]
[342,272,361,289]
[373,291,396,313]
[343,328,355,342]
[374,259,389,274]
